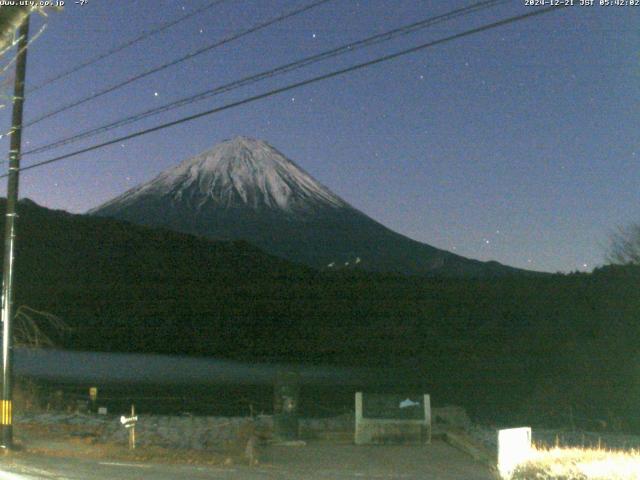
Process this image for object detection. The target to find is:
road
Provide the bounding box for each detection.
[0,441,496,479]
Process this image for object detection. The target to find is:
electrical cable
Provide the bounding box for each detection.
[23,0,508,157]
[22,0,333,128]
[5,4,568,179]
[27,0,232,94]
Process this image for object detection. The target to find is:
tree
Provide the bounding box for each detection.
[607,224,640,265]
[13,306,70,348]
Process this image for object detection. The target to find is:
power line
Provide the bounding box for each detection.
[22,0,333,128]
[23,0,508,158]
[27,0,231,94]
[6,4,568,179]
[0,22,47,77]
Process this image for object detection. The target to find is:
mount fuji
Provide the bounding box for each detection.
[90,136,525,277]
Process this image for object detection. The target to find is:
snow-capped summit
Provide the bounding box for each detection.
[91,137,526,277]
[95,137,347,215]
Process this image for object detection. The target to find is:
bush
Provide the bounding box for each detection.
[510,446,640,480]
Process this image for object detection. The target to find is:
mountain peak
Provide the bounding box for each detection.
[224,135,267,148]
[90,137,529,277]
[94,136,348,215]
[190,136,293,178]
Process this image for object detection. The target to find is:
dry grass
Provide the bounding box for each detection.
[22,441,230,466]
[511,445,640,480]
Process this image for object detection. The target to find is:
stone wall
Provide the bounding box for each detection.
[15,405,473,450]
[100,415,273,450]
[17,412,273,451]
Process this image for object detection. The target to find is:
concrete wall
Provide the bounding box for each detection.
[354,392,431,445]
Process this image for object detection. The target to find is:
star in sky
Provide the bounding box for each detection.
[9,0,637,274]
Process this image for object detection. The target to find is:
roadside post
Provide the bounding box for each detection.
[497,427,532,478]
[273,371,300,441]
[120,404,138,450]
[89,387,98,413]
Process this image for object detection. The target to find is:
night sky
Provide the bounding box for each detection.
[0,0,637,273]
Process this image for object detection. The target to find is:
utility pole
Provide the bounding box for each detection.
[1,14,30,450]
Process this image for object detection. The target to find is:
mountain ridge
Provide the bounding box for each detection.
[90,136,536,277]
[0,198,634,429]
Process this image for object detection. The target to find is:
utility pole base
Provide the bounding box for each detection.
[0,425,13,450]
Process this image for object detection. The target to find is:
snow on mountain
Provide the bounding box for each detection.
[91,136,528,277]
[95,137,347,215]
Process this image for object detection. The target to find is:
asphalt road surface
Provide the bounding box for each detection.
[0,441,496,479]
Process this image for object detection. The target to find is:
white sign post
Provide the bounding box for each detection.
[120,404,138,450]
[497,427,532,479]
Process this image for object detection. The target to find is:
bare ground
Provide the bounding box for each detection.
[0,423,497,479]
[0,441,497,480]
